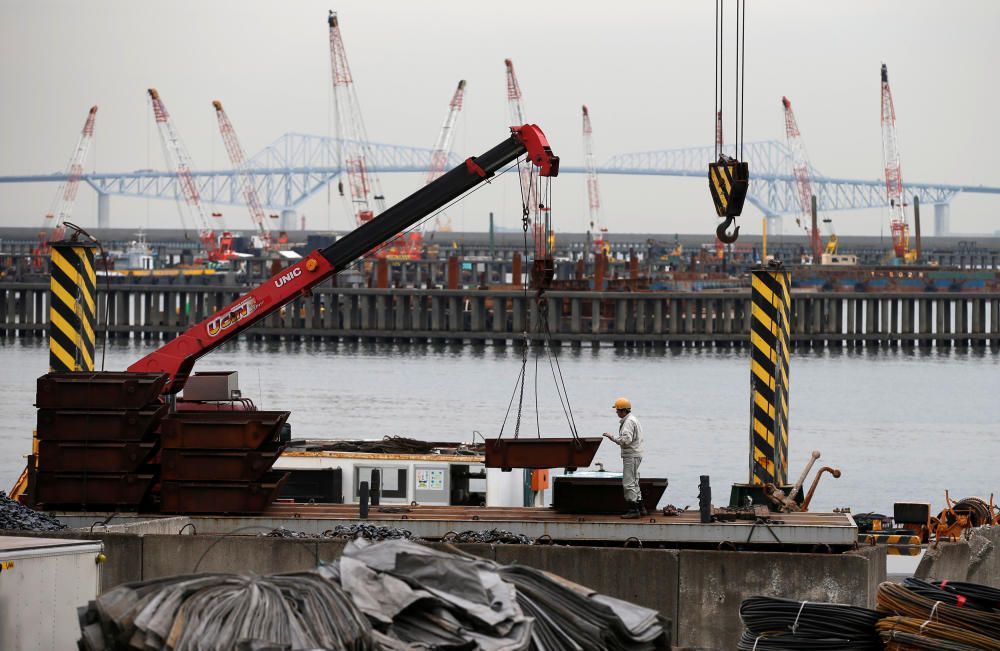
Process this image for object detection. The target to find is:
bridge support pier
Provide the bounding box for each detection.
[281,209,297,232]
[934,203,950,236]
[97,193,110,229]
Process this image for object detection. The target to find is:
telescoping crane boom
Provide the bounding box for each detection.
[148,88,233,262]
[213,100,277,253]
[33,106,98,267]
[128,125,559,394]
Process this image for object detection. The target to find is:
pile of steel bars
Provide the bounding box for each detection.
[78,539,670,650]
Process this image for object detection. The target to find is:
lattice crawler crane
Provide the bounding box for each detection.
[505,59,548,260]
[425,80,467,236]
[880,64,913,261]
[213,100,280,253]
[581,105,608,259]
[781,96,836,262]
[148,89,233,263]
[33,106,98,270]
[328,11,386,229]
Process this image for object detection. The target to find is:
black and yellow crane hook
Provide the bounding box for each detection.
[716,215,740,244]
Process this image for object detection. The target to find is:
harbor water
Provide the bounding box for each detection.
[1,338,996,514]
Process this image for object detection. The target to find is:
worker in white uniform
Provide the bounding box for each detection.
[602,397,646,519]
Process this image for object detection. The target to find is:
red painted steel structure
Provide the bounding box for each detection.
[781,96,822,260]
[581,105,607,257]
[128,125,560,394]
[33,106,97,267]
[328,11,385,228]
[213,100,276,252]
[148,89,232,262]
[424,80,467,236]
[881,63,910,259]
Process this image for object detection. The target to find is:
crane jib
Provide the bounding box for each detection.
[126,125,558,394]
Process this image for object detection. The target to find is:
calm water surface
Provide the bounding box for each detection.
[1,338,996,514]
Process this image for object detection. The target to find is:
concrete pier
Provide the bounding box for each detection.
[0,282,998,347]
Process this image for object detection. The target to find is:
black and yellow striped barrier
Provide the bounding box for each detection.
[47,241,97,372]
[749,268,791,487]
[863,533,923,555]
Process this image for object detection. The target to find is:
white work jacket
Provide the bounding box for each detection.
[609,413,644,458]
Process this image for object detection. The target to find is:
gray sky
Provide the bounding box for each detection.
[1,0,998,238]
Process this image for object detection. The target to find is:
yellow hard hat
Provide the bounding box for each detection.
[613,397,632,410]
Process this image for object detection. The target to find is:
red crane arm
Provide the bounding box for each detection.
[128,125,559,394]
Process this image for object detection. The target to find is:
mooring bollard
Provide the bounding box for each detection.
[370,469,381,506]
[699,475,712,524]
[359,480,369,519]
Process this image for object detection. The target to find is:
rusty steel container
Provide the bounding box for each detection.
[160,471,290,514]
[159,411,290,450]
[483,437,603,471]
[36,440,157,473]
[161,445,284,482]
[35,405,167,441]
[36,372,167,410]
[33,472,156,508]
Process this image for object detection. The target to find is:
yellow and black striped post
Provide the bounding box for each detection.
[748,268,791,486]
[47,241,97,372]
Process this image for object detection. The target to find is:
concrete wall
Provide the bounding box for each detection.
[916,525,1000,588]
[1,531,884,651]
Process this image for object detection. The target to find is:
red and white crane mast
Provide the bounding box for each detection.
[505,59,545,257]
[328,11,385,227]
[148,89,231,262]
[581,105,607,256]
[781,96,822,260]
[213,100,275,252]
[39,105,98,250]
[425,80,466,234]
[880,63,909,259]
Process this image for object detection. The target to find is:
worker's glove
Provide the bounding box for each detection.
[602,432,613,440]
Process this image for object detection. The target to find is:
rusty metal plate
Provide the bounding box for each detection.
[36,372,167,410]
[159,411,291,450]
[483,437,602,470]
[552,475,668,514]
[161,444,285,482]
[36,405,168,441]
[37,440,158,473]
[160,471,290,514]
[33,472,155,508]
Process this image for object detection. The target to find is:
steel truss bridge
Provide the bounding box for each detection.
[2,134,999,225]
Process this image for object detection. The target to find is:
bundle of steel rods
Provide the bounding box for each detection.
[877,580,1000,649]
[931,580,1000,612]
[737,596,882,651]
[78,573,375,651]
[876,616,1000,651]
[443,528,533,544]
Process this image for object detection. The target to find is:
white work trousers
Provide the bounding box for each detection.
[622,457,642,503]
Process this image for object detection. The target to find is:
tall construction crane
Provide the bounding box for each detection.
[328,10,385,228]
[33,106,98,268]
[505,58,547,258]
[425,80,467,234]
[781,96,837,261]
[581,105,608,258]
[213,100,279,253]
[880,63,912,261]
[148,89,232,262]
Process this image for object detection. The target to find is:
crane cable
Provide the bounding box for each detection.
[712,0,749,244]
[497,158,580,444]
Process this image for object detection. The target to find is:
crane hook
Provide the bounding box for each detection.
[716,216,740,244]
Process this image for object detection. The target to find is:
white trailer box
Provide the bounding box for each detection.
[0,536,103,650]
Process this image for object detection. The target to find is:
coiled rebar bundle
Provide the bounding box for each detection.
[739,595,882,648]
[877,581,1000,643]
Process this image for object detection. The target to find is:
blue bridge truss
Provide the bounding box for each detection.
[2,134,998,219]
